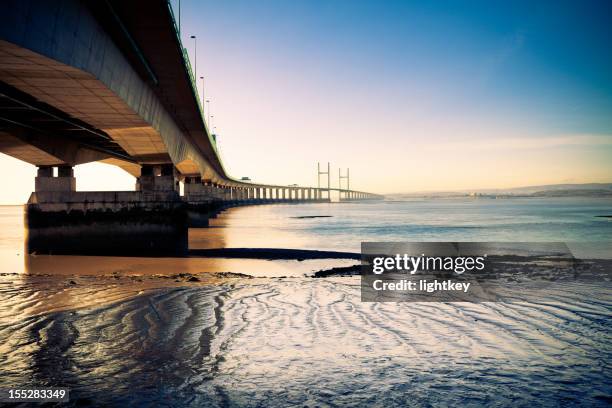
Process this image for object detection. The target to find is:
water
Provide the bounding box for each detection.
[190,196,612,251]
[0,197,611,406]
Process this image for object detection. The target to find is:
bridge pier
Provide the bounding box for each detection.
[34,165,76,193]
[26,164,188,256]
[135,164,180,193]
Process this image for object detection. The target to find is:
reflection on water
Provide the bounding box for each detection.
[24,255,353,279]
[0,204,355,279]
[2,198,612,275]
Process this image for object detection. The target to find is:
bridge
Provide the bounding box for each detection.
[0,0,382,255]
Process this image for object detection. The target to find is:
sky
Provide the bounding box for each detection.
[1,0,611,203]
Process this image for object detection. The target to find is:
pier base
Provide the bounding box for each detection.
[26,191,188,256]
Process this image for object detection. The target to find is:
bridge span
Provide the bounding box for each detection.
[0,0,382,255]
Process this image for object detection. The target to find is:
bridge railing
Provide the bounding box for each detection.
[166,1,218,155]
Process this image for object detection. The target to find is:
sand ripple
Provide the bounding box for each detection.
[0,275,610,406]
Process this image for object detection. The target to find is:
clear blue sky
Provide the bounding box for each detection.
[1,0,611,202]
[175,0,612,191]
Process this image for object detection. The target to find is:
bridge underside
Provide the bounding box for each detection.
[0,39,174,176]
[0,0,225,183]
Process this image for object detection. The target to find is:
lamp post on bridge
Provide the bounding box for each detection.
[200,76,205,113]
[206,99,211,128]
[190,35,197,80]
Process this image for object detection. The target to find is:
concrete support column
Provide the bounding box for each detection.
[37,166,52,177]
[217,185,225,201]
[35,165,76,192]
[136,164,179,192]
[185,176,223,202]
[216,185,224,201]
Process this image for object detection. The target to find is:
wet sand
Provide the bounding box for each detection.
[2,249,360,318]
[1,273,610,406]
